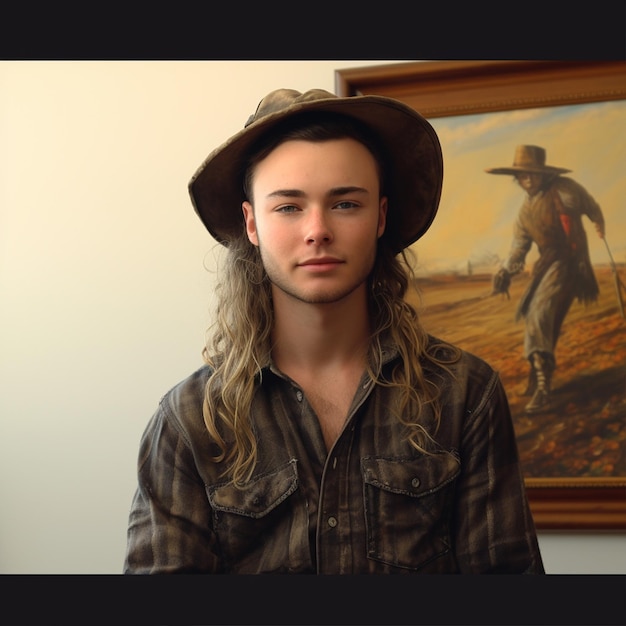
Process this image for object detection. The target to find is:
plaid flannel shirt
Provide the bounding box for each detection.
[124,336,544,574]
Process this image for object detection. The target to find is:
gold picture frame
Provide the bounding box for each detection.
[336,60,626,530]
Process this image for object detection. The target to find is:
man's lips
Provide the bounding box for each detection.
[299,257,343,266]
[298,257,344,271]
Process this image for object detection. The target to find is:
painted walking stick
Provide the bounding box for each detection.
[603,237,625,320]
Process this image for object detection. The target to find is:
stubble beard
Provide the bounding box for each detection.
[260,251,376,306]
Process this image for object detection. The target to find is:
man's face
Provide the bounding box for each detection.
[515,171,544,197]
[242,137,387,306]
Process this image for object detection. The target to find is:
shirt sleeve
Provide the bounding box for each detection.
[559,177,605,229]
[123,401,222,573]
[452,369,545,574]
[503,209,533,275]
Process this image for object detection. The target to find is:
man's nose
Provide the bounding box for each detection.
[305,208,333,244]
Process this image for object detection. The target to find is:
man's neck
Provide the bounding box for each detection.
[270,286,372,450]
[270,287,371,373]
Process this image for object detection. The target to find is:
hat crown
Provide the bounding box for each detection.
[512,145,546,170]
[245,88,336,128]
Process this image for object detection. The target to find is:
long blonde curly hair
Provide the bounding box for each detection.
[202,113,459,486]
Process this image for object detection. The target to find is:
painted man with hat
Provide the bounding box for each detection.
[124,89,543,574]
[487,145,605,414]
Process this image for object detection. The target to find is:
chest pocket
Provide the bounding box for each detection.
[206,458,312,573]
[361,453,460,571]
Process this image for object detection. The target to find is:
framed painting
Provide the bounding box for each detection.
[336,61,626,529]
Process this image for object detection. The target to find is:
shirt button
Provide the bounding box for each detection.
[411,477,421,488]
[296,390,303,402]
[327,516,338,528]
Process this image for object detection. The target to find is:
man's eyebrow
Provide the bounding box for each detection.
[266,189,306,199]
[328,186,369,197]
[265,186,369,200]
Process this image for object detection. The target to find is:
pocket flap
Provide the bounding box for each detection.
[361,453,459,497]
[207,458,299,518]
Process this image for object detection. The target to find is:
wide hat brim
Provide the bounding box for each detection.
[188,91,443,253]
[485,165,571,175]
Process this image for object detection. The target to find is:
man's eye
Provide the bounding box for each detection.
[335,201,357,210]
[276,204,299,213]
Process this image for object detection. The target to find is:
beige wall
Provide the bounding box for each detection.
[1,60,624,574]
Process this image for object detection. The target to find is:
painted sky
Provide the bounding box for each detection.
[411,100,626,275]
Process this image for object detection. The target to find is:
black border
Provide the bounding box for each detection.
[2,574,625,625]
[2,3,625,60]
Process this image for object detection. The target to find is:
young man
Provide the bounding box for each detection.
[124,89,544,574]
[487,145,605,414]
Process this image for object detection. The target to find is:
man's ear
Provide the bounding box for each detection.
[377,196,388,238]
[242,201,259,246]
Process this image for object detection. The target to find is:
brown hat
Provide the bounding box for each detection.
[188,88,443,252]
[485,145,571,176]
